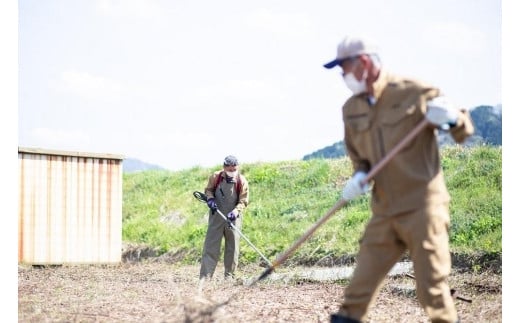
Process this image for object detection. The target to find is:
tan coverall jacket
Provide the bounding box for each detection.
[343,69,474,216]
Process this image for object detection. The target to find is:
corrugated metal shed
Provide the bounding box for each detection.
[18,147,124,265]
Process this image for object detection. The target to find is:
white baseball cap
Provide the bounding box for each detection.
[323,35,378,69]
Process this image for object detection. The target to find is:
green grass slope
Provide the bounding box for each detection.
[122,146,502,269]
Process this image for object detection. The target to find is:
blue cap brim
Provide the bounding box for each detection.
[323,59,340,69]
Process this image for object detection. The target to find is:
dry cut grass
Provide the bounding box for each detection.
[18,261,501,323]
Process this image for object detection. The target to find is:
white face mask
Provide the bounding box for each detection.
[225,171,238,178]
[343,63,367,95]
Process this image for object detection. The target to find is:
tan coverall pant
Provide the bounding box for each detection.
[338,202,458,323]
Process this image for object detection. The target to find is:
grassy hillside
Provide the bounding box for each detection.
[122,146,502,267]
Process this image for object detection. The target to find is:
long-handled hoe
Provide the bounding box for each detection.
[249,118,430,286]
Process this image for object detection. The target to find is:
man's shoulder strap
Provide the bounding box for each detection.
[214,171,243,193]
[237,174,243,193]
[214,171,225,190]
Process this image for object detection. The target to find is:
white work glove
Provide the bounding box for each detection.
[342,171,370,201]
[425,96,459,128]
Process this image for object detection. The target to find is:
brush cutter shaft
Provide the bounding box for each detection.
[214,208,273,266]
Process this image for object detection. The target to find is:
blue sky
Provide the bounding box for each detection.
[15,0,501,171]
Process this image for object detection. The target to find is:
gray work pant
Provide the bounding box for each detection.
[199,211,241,279]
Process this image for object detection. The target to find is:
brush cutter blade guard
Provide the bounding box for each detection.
[193,191,208,203]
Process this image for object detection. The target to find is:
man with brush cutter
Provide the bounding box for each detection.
[199,155,250,281]
[321,35,475,323]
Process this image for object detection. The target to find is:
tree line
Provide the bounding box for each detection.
[303,105,501,160]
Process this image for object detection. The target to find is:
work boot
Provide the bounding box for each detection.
[330,313,361,323]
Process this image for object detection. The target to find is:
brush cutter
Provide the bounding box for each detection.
[250,118,430,286]
[193,191,273,267]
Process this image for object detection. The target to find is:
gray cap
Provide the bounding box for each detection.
[323,35,378,69]
[223,155,239,166]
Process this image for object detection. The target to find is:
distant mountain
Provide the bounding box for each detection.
[303,104,501,160]
[123,158,166,173]
[468,104,502,145]
[303,141,346,161]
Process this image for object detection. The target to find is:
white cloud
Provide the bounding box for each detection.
[244,8,315,40]
[421,21,487,53]
[180,79,289,113]
[50,70,124,101]
[95,0,163,20]
[143,130,213,149]
[28,128,91,149]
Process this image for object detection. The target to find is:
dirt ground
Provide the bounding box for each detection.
[19,257,502,323]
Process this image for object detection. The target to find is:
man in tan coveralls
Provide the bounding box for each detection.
[199,155,249,280]
[323,35,474,323]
